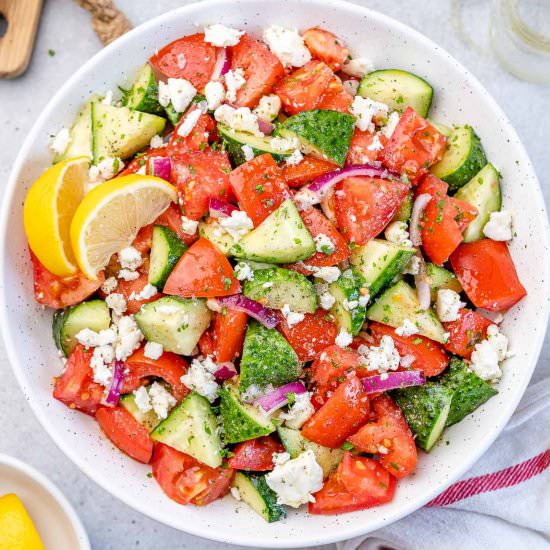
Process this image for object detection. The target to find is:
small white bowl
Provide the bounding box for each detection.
[0,454,90,549]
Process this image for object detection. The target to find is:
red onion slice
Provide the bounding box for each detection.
[256,381,307,414]
[215,362,237,381]
[209,197,238,218]
[211,47,231,80]
[101,360,125,407]
[147,156,171,181]
[216,294,279,329]
[414,254,431,310]
[257,119,275,135]
[362,370,425,394]
[410,193,432,246]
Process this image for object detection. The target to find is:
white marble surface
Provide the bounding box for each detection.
[0,0,548,548]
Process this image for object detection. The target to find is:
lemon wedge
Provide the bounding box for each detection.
[23,157,89,277]
[0,493,45,550]
[70,174,177,279]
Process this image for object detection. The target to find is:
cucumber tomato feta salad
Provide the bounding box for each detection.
[23,23,527,519]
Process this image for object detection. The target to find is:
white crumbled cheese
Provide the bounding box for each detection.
[102,90,114,106]
[279,392,315,429]
[358,335,400,374]
[101,276,118,295]
[272,452,291,466]
[436,289,465,323]
[144,341,164,360]
[312,266,341,283]
[90,345,115,386]
[314,233,335,255]
[177,107,204,138]
[286,149,304,166]
[262,25,311,67]
[204,80,225,110]
[224,68,246,103]
[483,210,513,241]
[118,246,142,270]
[395,319,419,337]
[97,157,124,180]
[204,24,244,47]
[118,269,140,281]
[335,327,353,348]
[106,293,127,316]
[400,354,415,368]
[343,298,359,311]
[88,164,102,184]
[253,94,281,122]
[342,57,375,78]
[149,381,177,419]
[214,105,263,136]
[265,449,323,508]
[230,487,242,501]
[150,134,164,149]
[293,187,320,211]
[271,136,300,153]
[129,283,157,301]
[367,134,384,151]
[114,315,144,361]
[319,292,336,310]
[219,210,254,241]
[50,127,71,155]
[350,96,389,132]
[181,215,199,235]
[234,261,255,282]
[358,291,370,307]
[342,79,360,96]
[402,255,421,275]
[181,356,219,402]
[158,78,196,112]
[381,111,401,138]
[469,325,510,382]
[75,328,116,349]
[133,386,153,414]
[281,304,305,328]
[384,221,412,247]
[241,144,255,162]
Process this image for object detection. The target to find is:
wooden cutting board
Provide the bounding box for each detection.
[0,0,43,78]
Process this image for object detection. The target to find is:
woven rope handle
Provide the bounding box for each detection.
[76,0,132,45]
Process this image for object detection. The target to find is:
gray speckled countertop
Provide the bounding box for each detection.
[0,0,548,548]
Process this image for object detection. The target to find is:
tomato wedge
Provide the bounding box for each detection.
[442,307,494,359]
[166,108,217,157]
[163,238,240,298]
[346,129,388,165]
[302,373,370,448]
[154,203,199,246]
[318,76,353,113]
[227,436,285,471]
[229,154,291,226]
[348,394,417,478]
[282,156,338,188]
[149,33,216,90]
[334,176,409,245]
[95,406,153,464]
[119,146,168,177]
[113,272,161,315]
[213,309,249,362]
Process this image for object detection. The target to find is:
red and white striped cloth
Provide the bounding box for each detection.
[337,376,550,550]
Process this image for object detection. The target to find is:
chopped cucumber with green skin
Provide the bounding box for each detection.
[53,99,94,163]
[454,163,502,242]
[198,221,235,255]
[329,268,367,336]
[231,199,316,263]
[366,280,447,343]
[148,226,187,289]
[425,263,462,301]
[135,296,211,355]
[391,191,413,223]
[427,119,452,137]
[278,109,355,167]
[232,472,286,522]
[219,382,275,443]
[164,93,206,126]
[243,267,317,314]
[119,387,161,432]
[151,392,223,468]
[239,321,300,392]
[357,69,433,118]
[430,125,487,191]
[218,124,292,167]
[53,299,110,357]
[91,102,166,161]
[123,64,165,116]
[350,239,416,299]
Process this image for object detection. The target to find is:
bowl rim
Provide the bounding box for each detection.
[1,0,549,546]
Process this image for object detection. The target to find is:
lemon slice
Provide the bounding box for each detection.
[70,174,177,279]
[23,156,89,277]
[0,493,45,550]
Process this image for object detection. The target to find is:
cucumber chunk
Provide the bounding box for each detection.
[151,392,223,468]
[91,102,166,161]
[391,191,413,223]
[148,225,187,289]
[425,263,462,301]
[277,427,343,477]
[53,99,94,163]
[357,69,433,118]
[53,299,111,356]
[430,125,487,191]
[135,296,211,355]
[239,321,300,392]
[278,109,355,167]
[427,120,452,137]
[231,199,315,263]
[232,472,286,522]
[218,124,293,167]
[198,220,235,255]
[366,280,447,343]
[328,268,367,336]
[350,239,415,298]
[243,267,317,314]
[123,64,165,116]
[119,387,161,432]
[392,383,454,451]
[219,382,275,443]
[454,163,502,242]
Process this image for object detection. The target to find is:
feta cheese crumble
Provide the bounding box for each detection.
[230,487,242,501]
[214,105,263,136]
[483,210,513,241]
[101,276,118,295]
[181,215,199,235]
[395,319,419,337]
[105,292,127,316]
[241,144,255,162]
[150,134,164,149]
[367,134,384,152]
[342,79,360,96]
[335,327,353,348]
[402,255,421,275]
[129,283,157,302]
[181,356,219,402]
[262,26,312,68]
[177,105,205,138]
[285,149,304,166]
[293,187,320,211]
[342,57,375,78]
[144,341,164,360]
[279,392,315,429]
[314,233,335,255]
[96,157,124,180]
[204,80,226,110]
[158,78,196,113]
[133,386,152,414]
[149,382,177,419]
[281,304,305,328]
[114,315,144,361]
[119,246,142,270]
[358,335,400,374]
[118,269,140,281]
[469,325,510,381]
[204,24,244,47]
[253,94,281,122]
[380,111,401,139]
[50,127,71,155]
[224,68,246,103]
[234,261,255,282]
[312,266,341,283]
[350,96,389,132]
[319,292,336,310]
[384,221,412,247]
[219,210,254,240]
[436,289,465,323]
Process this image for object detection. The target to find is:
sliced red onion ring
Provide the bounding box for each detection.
[216,294,279,329]
[256,381,307,414]
[414,254,431,310]
[209,197,238,218]
[257,119,274,135]
[211,47,231,80]
[410,193,432,246]
[101,360,125,407]
[215,362,237,381]
[148,156,171,181]
[362,370,425,394]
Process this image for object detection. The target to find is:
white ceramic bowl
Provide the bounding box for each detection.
[1,0,549,547]
[0,454,90,549]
